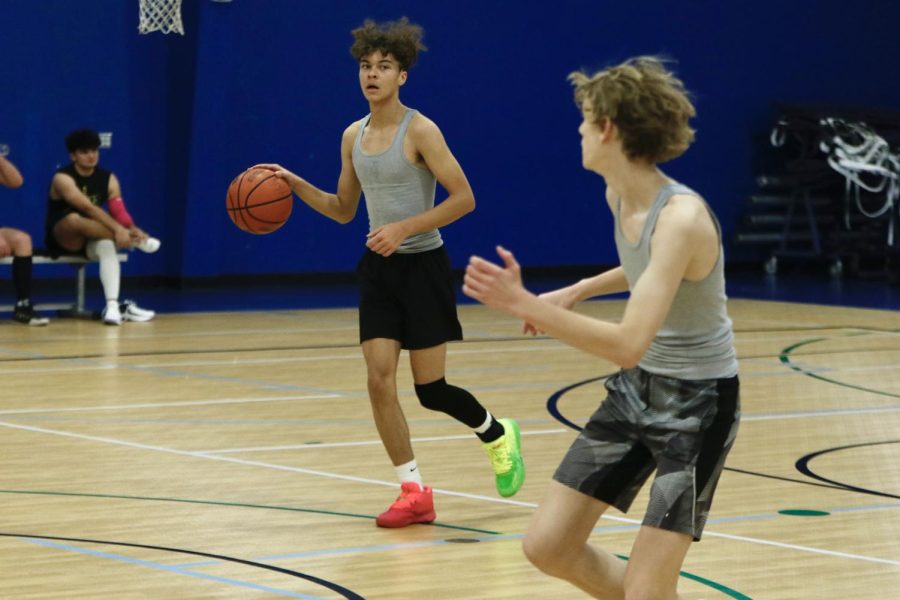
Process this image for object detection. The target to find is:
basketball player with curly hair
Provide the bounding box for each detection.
[256,17,524,528]
[464,57,741,598]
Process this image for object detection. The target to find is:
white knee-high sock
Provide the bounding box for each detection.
[85,239,120,302]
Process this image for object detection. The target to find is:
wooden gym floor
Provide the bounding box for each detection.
[0,296,897,598]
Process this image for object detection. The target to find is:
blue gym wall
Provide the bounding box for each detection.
[1,0,897,280]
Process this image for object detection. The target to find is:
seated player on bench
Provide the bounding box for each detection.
[0,151,49,326]
[46,129,159,325]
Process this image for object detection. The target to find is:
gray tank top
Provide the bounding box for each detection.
[614,183,739,380]
[351,108,442,253]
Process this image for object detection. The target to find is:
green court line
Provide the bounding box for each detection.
[779,332,900,399]
[778,509,830,517]
[614,554,751,599]
[0,489,499,535]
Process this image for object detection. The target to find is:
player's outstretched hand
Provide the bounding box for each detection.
[463,246,528,313]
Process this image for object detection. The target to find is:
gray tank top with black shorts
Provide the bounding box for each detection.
[351,108,462,350]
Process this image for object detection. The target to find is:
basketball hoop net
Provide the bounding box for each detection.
[138,0,184,35]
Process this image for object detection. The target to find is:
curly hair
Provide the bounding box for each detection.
[350,17,427,71]
[569,57,696,164]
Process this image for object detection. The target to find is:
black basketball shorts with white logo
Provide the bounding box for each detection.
[553,367,740,540]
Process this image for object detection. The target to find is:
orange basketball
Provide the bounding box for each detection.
[226,167,293,234]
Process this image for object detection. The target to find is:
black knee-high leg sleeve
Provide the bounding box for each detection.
[414,377,488,428]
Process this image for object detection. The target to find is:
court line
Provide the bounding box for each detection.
[23,538,323,599]
[781,336,900,399]
[0,341,575,373]
[588,514,900,567]
[795,441,900,500]
[0,381,568,417]
[0,394,341,416]
[0,419,897,568]
[0,323,361,343]
[8,402,900,442]
[1,398,896,441]
[6,346,895,376]
[0,316,883,372]
[0,329,893,380]
[7,486,897,572]
[0,420,536,507]
[199,402,900,453]
[0,325,892,373]
[0,489,498,535]
[741,405,900,422]
[0,327,544,363]
[698,531,900,567]
[197,428,569,455]
[16,402,900,432]
[0,350,345,395]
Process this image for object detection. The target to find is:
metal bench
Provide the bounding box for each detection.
[0,252,128,318]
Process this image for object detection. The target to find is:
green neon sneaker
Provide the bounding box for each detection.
[483,418,525,497]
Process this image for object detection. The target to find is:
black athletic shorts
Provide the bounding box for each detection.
[356,246,463,350]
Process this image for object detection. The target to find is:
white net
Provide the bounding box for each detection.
[138,0,184,35]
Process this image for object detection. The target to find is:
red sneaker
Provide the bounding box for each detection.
[375,482,436,528]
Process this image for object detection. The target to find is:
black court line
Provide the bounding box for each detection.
[725,466,851,492]
[0,321,892,364]
[0,532,365,599]
[796,441,900,500]
[0,489,501,536]
[0,335,541,363]
[2,332,893,365]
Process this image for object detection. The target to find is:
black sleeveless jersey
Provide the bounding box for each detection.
[46,163,112,229]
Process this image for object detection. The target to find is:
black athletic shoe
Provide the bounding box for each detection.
[13,302,49,327]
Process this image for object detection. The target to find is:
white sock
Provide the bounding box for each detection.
[473,411,494,434]
[394,459,424,489]
[86,240,120,301]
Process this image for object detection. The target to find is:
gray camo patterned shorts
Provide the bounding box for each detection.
[553,367,740,540]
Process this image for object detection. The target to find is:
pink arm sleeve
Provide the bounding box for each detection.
[108,196,134,228]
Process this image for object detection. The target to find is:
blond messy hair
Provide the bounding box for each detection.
[569,56,696,164]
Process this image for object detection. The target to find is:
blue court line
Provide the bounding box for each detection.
[23,538,324,599]
[7,415,387,426]
[828,502,900,514]
[177,501,900,568]
[0,345,575,397]
[110,362,339,394]
[0,348,341,396]
[175,532,750,597]
[4,414,555,428]
[178,538,502,568]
